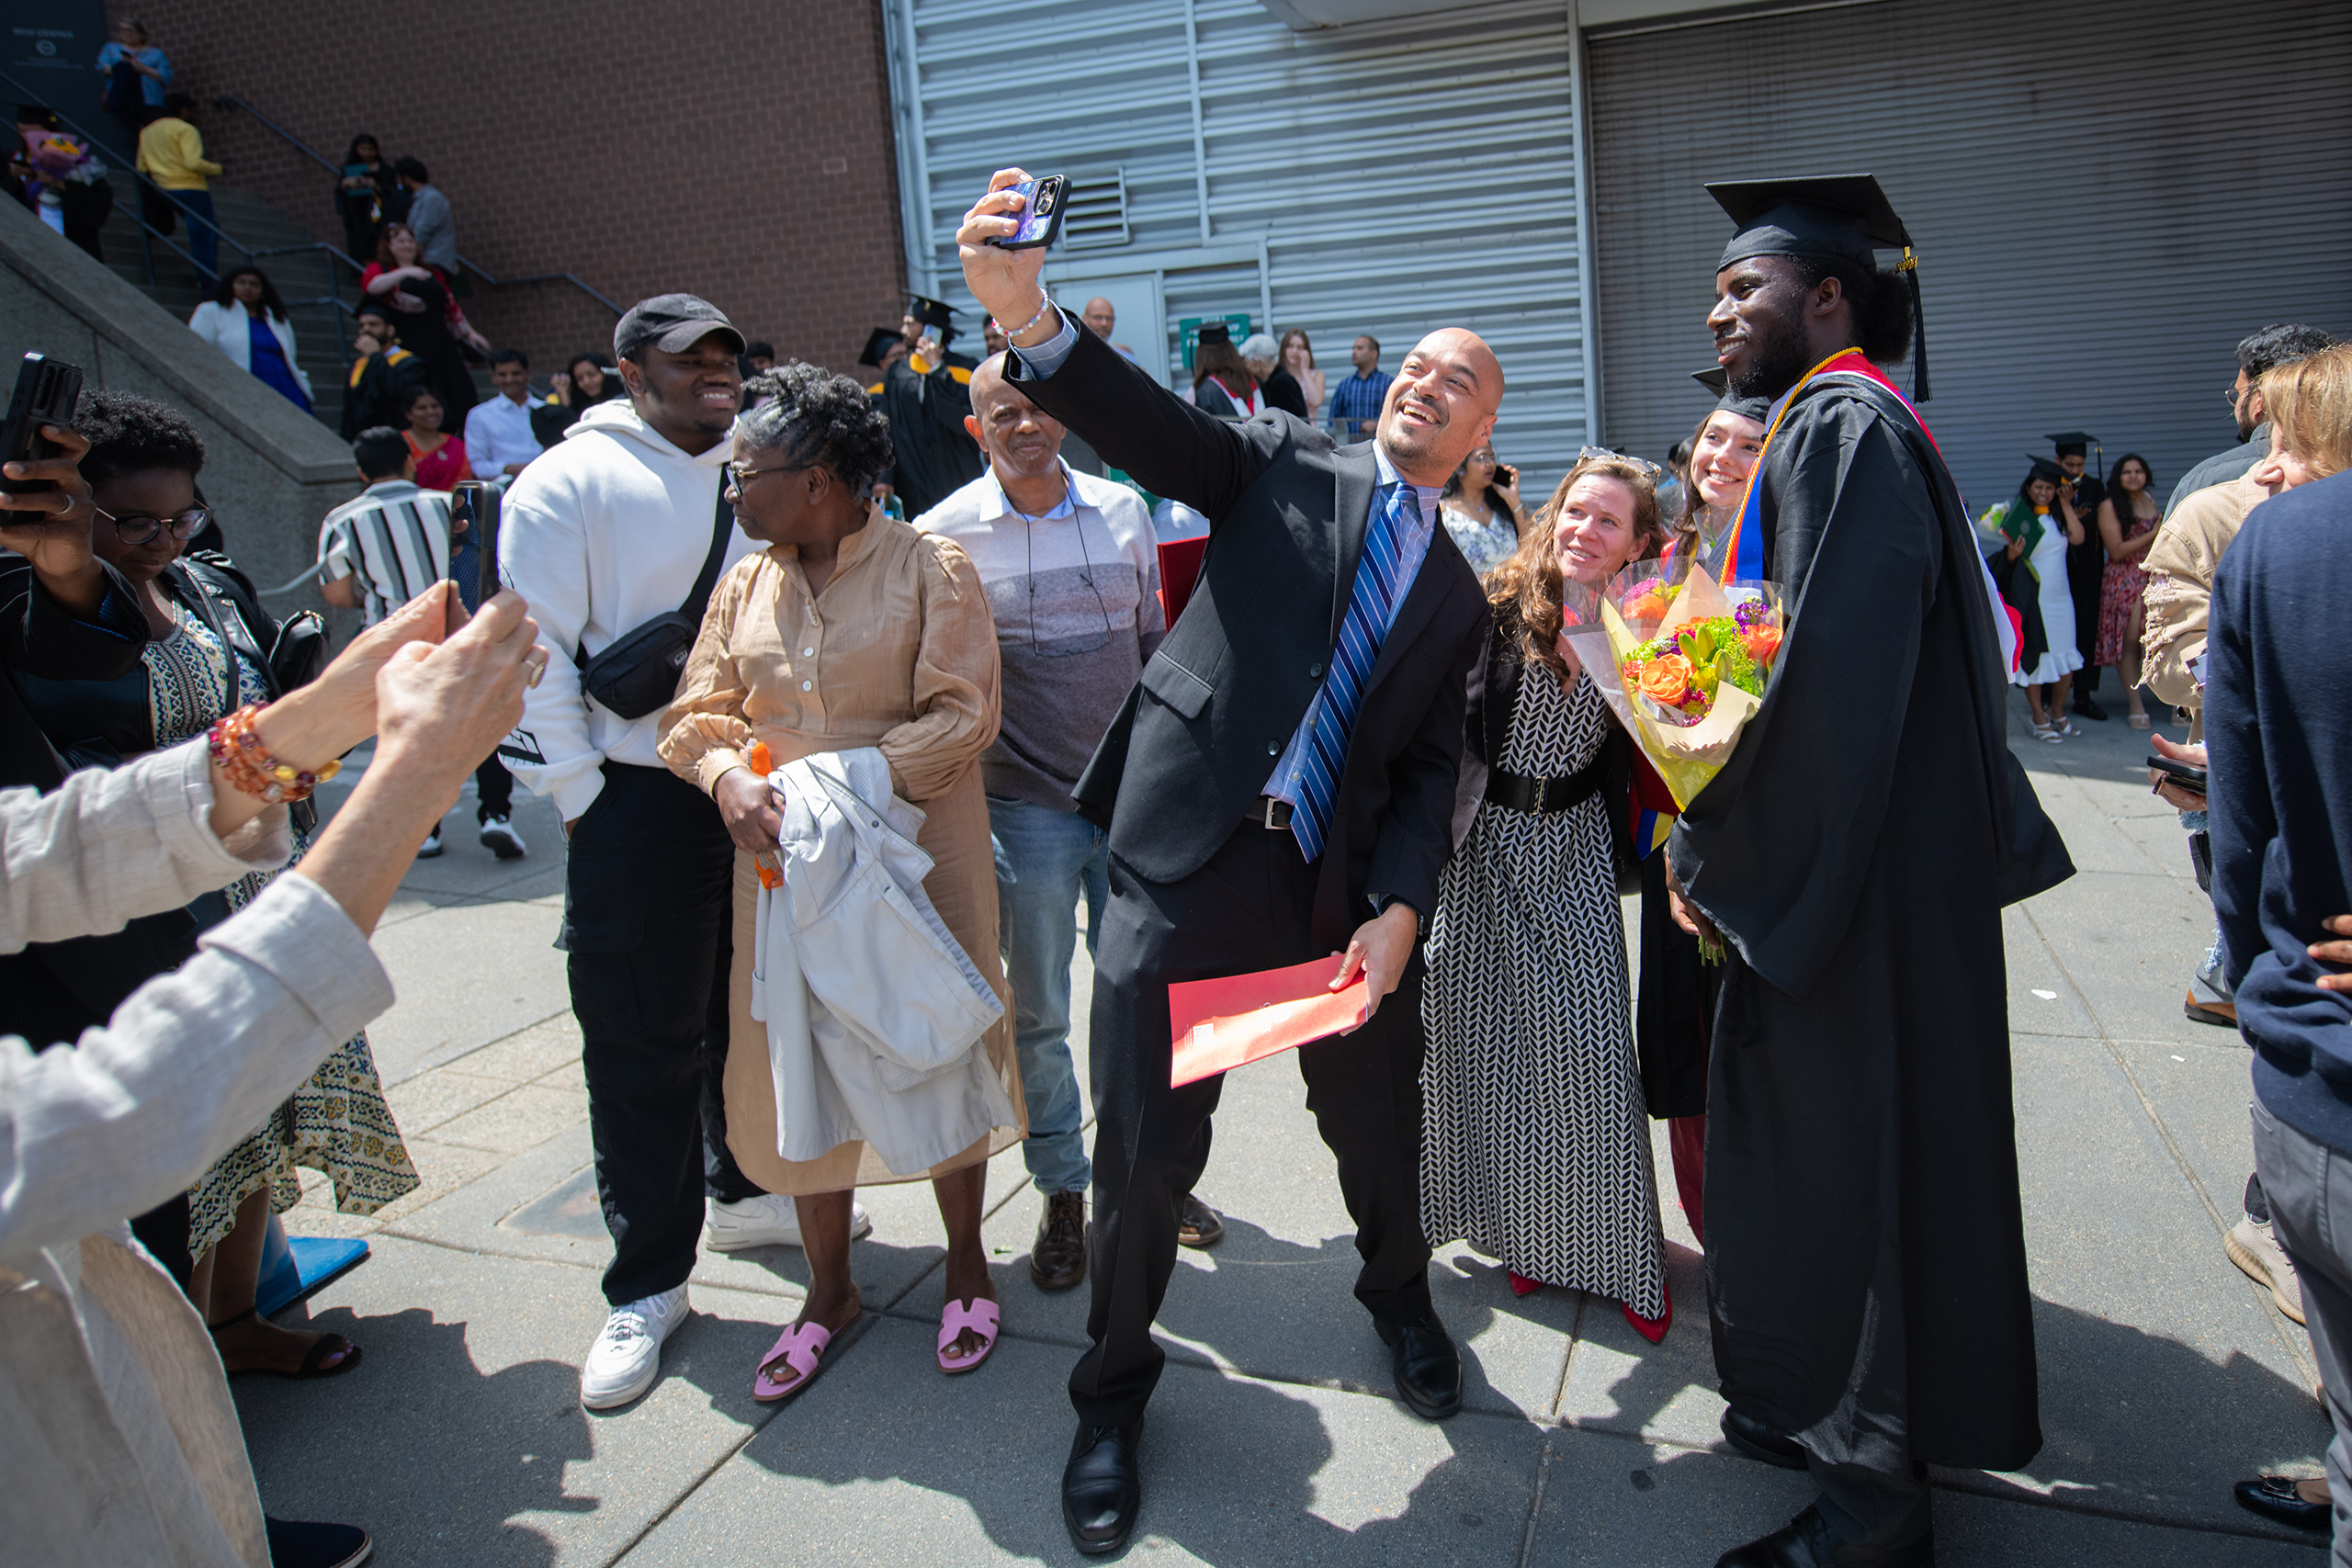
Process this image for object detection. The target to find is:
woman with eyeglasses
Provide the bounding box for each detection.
[659,365,1022,1403]
[3,391,414,1380]
[1437,444,1526,576]
[1419,452,1673,1343]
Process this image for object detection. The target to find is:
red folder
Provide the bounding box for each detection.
[1158,536,1208,626]
[1167,957,1369,1088]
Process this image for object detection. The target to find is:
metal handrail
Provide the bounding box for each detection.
[210,94,623,316]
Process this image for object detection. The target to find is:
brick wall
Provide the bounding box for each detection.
[119,0,906,384]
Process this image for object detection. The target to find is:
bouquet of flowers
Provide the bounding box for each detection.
[1558,559,1786,813]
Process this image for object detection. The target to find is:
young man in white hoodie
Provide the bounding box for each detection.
[502,295,861,1411]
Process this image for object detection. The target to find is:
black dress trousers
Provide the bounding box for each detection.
[560,761,762,1306]
[1069,820,1435,1428]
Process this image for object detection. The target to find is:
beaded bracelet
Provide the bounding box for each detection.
[1008,292,1057,343]
[207,703,341,804]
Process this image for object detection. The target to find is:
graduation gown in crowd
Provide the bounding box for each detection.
[1670,366,2073,1473]
[872,353,984,519]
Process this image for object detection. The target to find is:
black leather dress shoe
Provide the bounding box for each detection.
[1030,1189,1087,1292]
[1715,1506,1933,1567]
[265,1517,374,1568]
[1375,1312,1463,1420]
[2074,692,2109,721]
[2235,1474,2331,1530]
[1063,1418,1144,1556]
[1721,1407,1807,1471]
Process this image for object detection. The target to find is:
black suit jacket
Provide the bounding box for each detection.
[1261,367,1309,420]
[1008,318,1490,951]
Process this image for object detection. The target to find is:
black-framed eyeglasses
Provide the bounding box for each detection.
[96,503,210,546]
[1577,445,1665,482]
[722,460,807,495]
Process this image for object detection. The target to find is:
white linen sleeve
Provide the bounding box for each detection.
[0,739,293,954]
[0,874,392,1262]
[496,471,605,818]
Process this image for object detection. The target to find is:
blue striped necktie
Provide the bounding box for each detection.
[1291,481,1419,862]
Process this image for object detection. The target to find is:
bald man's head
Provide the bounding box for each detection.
[1081,297,1116,339]
[1375,329,1504,485]
[963,351,1067,481]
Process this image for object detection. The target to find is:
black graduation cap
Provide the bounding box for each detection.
[907,294,957,342]
[1706,172,1931,402]
[857,326,905,367]
[2023,455,2066,485]
[1690,367,1771,425]
[1196,321,1232,346]
[2045,431,2098,458]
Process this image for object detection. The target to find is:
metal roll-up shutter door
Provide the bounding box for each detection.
[1587,0,2352,512]
[891,0,1597,492]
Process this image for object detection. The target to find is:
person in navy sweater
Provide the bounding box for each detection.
[2206,383,2352,1545]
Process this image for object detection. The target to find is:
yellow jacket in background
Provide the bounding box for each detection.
[135,118,220,191]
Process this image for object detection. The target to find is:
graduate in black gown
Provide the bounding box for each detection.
[1667,175,2074,1568]
[2049,432,2108,717]
[865,294,986,518]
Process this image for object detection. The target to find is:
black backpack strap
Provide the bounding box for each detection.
[681,476,735,621]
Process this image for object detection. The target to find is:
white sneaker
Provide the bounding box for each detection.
[479,815,527,860]
[416,825,444,858]
[2227,1214,2306,1325]
[704,1192,873,1251]
[579,1284,690,1409]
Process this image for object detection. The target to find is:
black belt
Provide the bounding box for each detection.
[1245,795,1296,829]
[1485,755,1607,814]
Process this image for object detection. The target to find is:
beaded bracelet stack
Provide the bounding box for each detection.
[208,702,340,804]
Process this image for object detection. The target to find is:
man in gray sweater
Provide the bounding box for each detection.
[917,354,1209,1290]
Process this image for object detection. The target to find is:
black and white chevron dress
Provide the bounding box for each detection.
[1419,661,1667,1316]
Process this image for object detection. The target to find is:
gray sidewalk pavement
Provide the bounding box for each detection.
[237,690,2331,1563]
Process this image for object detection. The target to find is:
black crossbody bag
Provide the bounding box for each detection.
[575,483,733,720]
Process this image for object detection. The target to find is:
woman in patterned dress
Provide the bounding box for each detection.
[2092,453,2161,728]
[1437,444,1527,577]
[1420,453,1673,1342]
[16,393,416,1377]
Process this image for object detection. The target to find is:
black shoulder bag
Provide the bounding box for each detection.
[575,480,733,721]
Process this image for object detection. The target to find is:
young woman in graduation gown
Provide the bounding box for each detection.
[1419,453,1670,1341]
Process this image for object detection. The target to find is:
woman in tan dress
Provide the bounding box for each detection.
[660,365,1023,1402]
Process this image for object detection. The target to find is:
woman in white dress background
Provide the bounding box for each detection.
[1988,457,2086,741]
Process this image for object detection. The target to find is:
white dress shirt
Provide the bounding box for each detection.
[463,391,545,479]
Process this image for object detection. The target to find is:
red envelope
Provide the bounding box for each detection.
[1159,536,1208,626]
[1167,957,1369,1088]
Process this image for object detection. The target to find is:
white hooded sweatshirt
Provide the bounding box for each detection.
[497,397,754,821]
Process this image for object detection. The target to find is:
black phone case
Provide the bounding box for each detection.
[1,354,85,494]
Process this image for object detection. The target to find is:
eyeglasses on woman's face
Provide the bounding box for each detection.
[96,503,211,547]
[722,460,808,497]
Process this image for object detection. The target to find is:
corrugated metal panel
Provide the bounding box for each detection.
[1588,0,2352,513]
[890,0,1596,491]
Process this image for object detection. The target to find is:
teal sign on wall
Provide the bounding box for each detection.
[1177,313,1251,370]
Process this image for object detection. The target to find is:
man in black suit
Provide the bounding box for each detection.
[959,170,1499,1556]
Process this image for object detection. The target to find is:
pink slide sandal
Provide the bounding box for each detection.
[753,1318,846,1404]
[938,1297,1001,1374]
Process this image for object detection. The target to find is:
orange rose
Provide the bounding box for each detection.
[1626,590,1672,622]
[1636,651,1693,706]
[1743,626,1783,665]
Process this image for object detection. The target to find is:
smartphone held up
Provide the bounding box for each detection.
[1,353,85,495]
[988,175,1068,251]
[448,479,503,631]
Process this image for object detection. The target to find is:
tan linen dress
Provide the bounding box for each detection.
[659,512,1023,1192]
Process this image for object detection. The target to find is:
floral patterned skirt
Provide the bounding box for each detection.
[2095,558,2152,668]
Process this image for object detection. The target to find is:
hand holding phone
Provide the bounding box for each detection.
[987,174,1068,251]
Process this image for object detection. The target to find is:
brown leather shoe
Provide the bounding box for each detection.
[1031,1190,1088,1292]
[1176,1192,1224,1248]
[2185,989,2238,1027]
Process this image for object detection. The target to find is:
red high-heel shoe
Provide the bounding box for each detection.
[1507,1269,1544,1297]
[1622,1282,1672,1344]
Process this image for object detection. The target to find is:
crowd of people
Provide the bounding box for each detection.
[0,142,2346,1568]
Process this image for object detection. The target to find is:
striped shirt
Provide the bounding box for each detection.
[317,479,452,625]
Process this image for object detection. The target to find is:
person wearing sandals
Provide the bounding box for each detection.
[8,393,416,1381]
[1419,453,1671,1344]
[659,364,1022,1402]
[1983,456,2085,742]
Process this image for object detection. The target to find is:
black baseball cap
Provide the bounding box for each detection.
[615,294,745,360]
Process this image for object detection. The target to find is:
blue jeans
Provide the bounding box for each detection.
[989,795,1106,1196]
[171,188,219,279]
